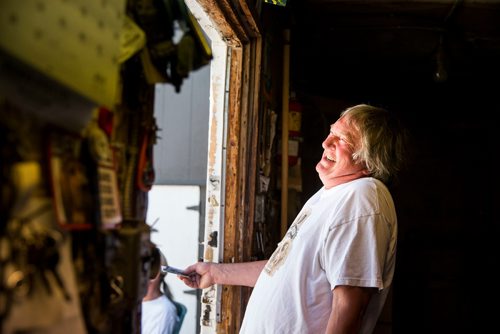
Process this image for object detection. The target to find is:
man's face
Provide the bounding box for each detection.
[316,117,365,188]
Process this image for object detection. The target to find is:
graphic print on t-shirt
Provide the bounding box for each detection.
[264,207,311,276]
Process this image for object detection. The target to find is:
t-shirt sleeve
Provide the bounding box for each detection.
[322,214,389,291]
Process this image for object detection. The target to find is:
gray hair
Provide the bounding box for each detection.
[340,104,408,183]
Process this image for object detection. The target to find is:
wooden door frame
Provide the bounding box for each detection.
[184,0,262,332]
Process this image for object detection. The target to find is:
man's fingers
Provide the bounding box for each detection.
[197,275,202,287]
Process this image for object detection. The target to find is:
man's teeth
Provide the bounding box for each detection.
[326,155,334,161]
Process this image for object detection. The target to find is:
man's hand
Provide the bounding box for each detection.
[178,261,215,289]
[177,260,268,288]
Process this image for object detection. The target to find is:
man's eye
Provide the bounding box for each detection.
[340,137,354,148]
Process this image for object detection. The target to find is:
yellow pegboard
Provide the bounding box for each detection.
[0,0,126,109]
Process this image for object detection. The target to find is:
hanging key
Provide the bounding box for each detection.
[44,233,71,301]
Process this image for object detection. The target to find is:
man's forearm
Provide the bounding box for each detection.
[211,260,267,287]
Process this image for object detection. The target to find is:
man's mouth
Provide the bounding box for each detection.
[326,154,335,162]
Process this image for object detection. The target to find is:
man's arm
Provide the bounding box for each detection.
[179,260,267,289]
[325,285,375,334]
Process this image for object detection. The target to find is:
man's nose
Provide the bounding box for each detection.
[322,136,335,148]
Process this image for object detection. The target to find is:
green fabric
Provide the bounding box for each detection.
[264,0,287,6]
[172,301,187,334]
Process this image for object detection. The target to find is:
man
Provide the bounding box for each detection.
[142,248,180,334]
[180,104,408,333]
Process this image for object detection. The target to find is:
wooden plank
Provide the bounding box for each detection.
[218,46,243,334]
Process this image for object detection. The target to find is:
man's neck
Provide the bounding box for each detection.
[323,170,367,189]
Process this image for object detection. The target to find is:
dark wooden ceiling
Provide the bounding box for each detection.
[286,0,500,95]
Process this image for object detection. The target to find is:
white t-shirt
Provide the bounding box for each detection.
[141,295,179,334]
[240,177,398,334]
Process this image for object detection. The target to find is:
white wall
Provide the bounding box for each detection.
[153,63,210,186]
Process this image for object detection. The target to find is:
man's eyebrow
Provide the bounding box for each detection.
[330,126,347,137]
[331,128,355,144]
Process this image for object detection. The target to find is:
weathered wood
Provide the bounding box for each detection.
[190,1,263,333]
